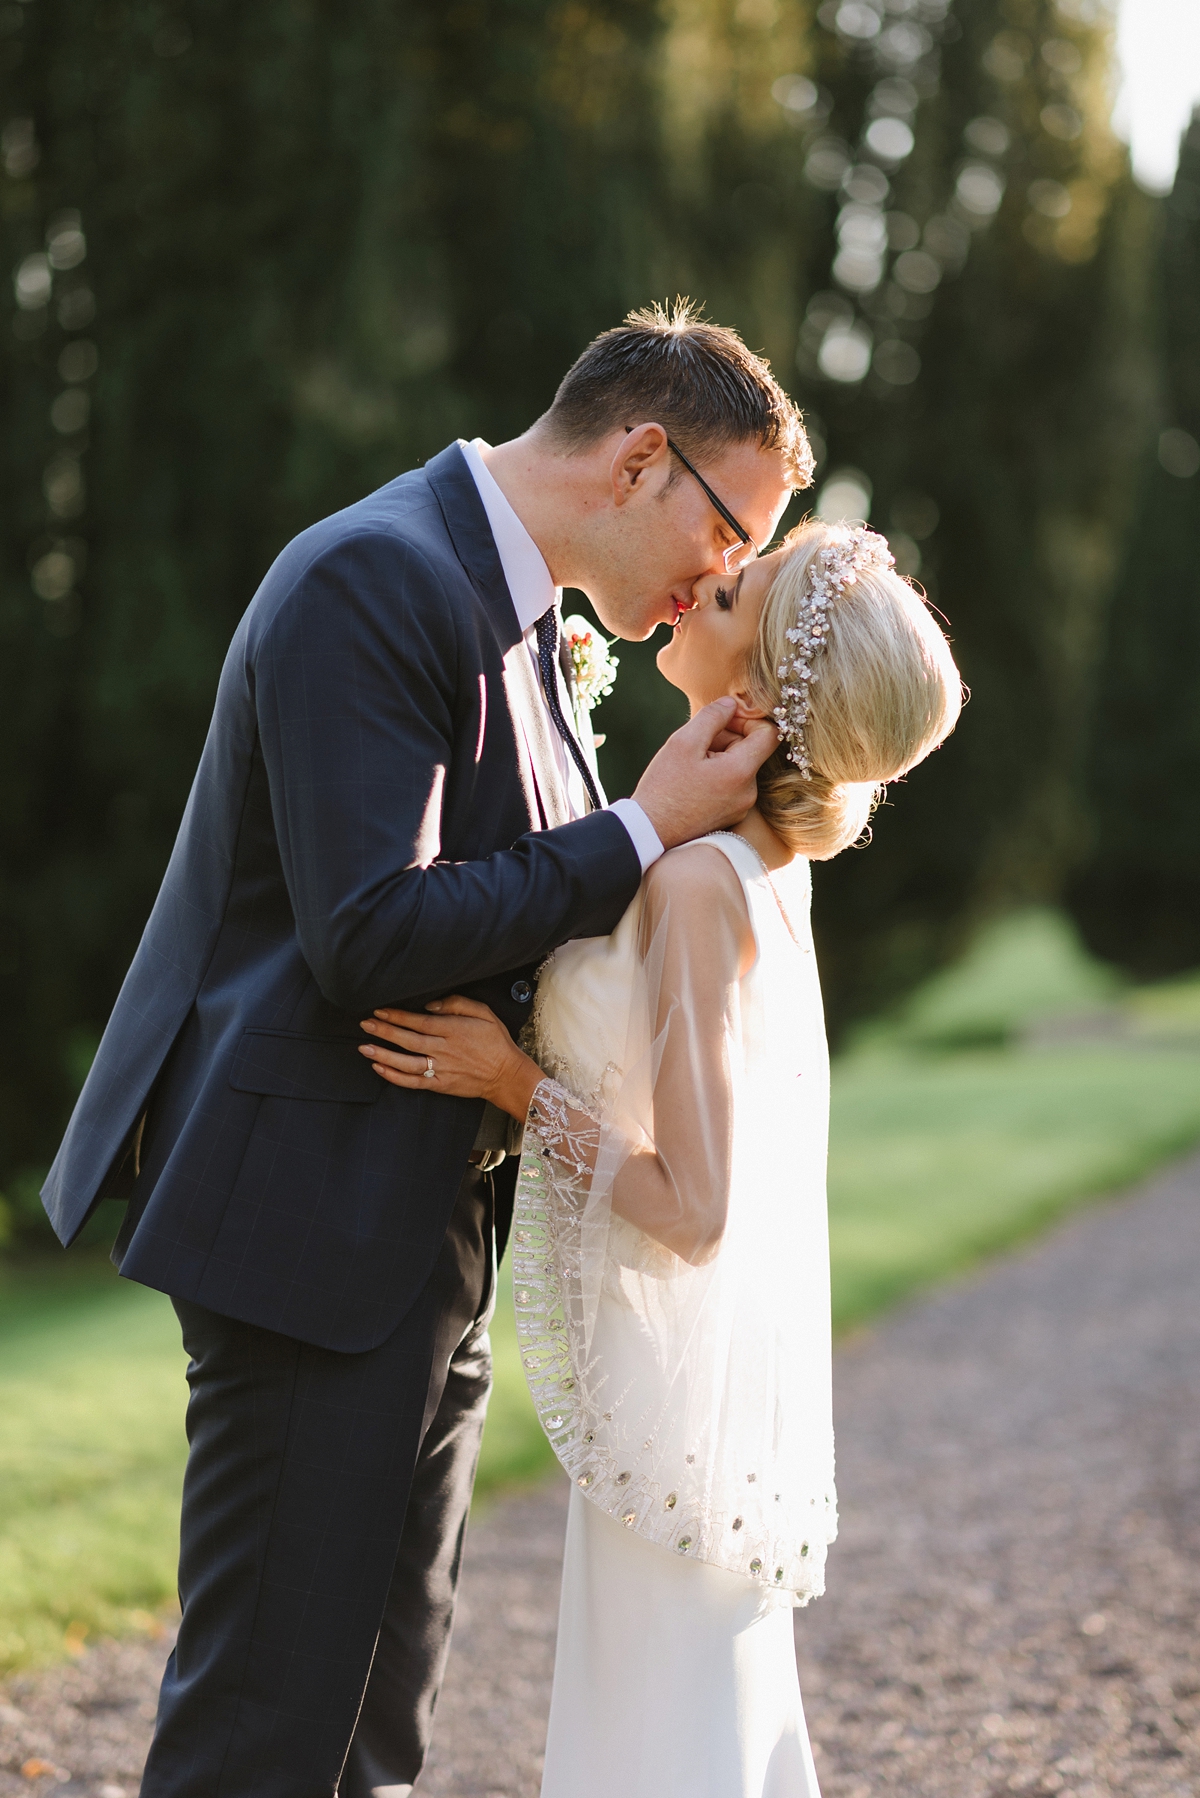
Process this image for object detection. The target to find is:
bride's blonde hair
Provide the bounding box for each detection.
[742,518,964,860]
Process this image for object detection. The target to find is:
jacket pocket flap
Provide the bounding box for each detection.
[229,1029,381,1104]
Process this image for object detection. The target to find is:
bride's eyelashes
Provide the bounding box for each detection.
[714,586,733,611]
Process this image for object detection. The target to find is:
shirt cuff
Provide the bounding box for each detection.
[606,797,664,873]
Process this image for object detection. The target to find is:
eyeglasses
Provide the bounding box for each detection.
[625,427,760,574]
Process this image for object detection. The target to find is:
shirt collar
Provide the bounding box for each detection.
[458,438,558,635]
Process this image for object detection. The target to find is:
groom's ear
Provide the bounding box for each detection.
[611,423,670,505]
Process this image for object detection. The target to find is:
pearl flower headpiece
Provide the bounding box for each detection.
[773,526,895,780]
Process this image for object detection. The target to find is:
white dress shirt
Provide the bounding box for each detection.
[458,438,663,873]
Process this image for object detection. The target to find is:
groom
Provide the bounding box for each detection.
[42,305,810,1796]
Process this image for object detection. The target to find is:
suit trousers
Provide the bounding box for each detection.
[138,1165,496,1798]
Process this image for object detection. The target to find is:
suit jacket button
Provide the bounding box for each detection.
[511,980,533,1004]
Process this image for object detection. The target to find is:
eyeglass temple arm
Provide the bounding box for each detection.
[665,439,754,548]
[623,424,755,549]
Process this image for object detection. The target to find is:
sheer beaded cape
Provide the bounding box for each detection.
[512,833,837,1604]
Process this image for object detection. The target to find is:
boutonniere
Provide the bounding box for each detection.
[562,614,619,715]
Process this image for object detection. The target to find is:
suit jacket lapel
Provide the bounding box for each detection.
[425,443,570,830]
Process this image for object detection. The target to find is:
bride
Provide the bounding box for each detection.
[358,517,962,1796]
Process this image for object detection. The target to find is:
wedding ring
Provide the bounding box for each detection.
[423,1057,436,1080]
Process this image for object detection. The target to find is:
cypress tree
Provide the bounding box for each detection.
[1068,109,1200,976]
[772,0,1156,1022]
[0,0,669,1195]
[0,0,1159,1205]
[0,0,821,1196]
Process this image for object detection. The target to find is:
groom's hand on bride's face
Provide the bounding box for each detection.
[632,697,780,849]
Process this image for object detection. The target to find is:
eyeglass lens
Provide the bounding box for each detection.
[723,540,759,573]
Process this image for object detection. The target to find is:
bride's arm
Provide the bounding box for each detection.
[359,845,753,1265]
[612,845,754,1262]
[524,845,754,1265]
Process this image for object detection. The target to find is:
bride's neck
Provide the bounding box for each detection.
[723,806,793,872]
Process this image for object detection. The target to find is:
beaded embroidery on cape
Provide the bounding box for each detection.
[511,834,837,1604]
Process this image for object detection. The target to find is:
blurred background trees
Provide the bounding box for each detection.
[0,0,1195,1223]
[1067,106,1200,976]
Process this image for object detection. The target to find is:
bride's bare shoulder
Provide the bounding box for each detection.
[644,838,744,897]
[641,842,752,960]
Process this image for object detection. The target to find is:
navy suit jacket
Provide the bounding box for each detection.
[41,443,643,1351]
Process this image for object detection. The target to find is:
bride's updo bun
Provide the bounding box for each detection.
[742,519,963,861]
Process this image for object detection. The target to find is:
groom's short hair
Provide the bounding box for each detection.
[542,299,814,489]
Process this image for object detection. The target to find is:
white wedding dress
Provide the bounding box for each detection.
[511,831,836,1798]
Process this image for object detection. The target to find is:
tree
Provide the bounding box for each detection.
[0,0,1159,1214]
[769,0,1157,1020]
[0,0,833,1205]
[1068,108,1200,976]
[0,0,667,1202]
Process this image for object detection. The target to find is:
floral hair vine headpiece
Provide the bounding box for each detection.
[773,525,895,780]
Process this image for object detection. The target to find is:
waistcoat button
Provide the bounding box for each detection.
[511,979,533,1004]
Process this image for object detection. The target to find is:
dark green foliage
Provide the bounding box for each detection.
[0,0,831,1217]
[0,0,678,1207]
[0,0,1164,1221]
[1067,110,1200,976]
[779,0,1155,1021]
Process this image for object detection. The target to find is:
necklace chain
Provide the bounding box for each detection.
[708,832,802,949]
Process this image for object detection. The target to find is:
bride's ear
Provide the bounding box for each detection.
[731,689,770,723]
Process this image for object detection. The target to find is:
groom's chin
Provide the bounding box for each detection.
[590,583,680,644]
[621,605,677,644]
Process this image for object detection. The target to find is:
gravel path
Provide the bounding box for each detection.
[3,1150,1199,1797]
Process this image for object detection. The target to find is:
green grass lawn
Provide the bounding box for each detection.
[3,910,1200,1675]
[0,1259,188,1670]
[828,1043,1200,1324]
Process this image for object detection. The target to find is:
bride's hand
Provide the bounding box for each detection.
[359,995,543,1120]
